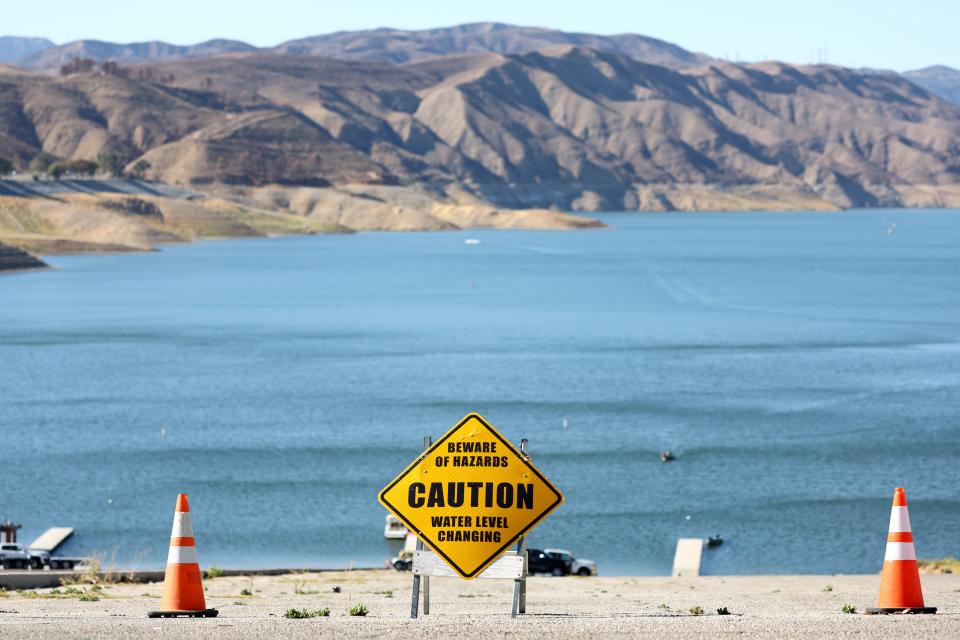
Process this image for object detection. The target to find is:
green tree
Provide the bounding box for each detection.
[96,152,123,177]
[131,159,151,180]
[68,159,97,176]
[0,158,13,175]
[29,153,54,174]
[47,162,67,180]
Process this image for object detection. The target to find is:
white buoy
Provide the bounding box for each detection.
[562,418,568,429]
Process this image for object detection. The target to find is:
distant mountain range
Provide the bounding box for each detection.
[903,66,960,108]
[271,23,710,67]
[16,38,257,71]
[0,36,54,63]
[2,24,958,107]
[0,23,708,71]
[2,43,959,212]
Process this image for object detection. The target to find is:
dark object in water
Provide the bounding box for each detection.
[660,451,675,462]
[707,535,723,548]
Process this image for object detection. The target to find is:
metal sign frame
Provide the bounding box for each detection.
[380,413,562,579]
[409,437,533,619]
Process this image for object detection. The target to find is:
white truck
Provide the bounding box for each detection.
[544,548,598,576]
[0,542,32,569]
[0,542,84,570]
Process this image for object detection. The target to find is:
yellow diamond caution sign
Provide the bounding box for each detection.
[379,413,563,579]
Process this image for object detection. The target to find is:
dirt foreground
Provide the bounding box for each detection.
[1,570,958,639]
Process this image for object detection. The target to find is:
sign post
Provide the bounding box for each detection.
[379,413,563,617]
[409,435,432,619]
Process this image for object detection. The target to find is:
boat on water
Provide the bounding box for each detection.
[464,238,481,245]
[384,514,408,539]
[660,450,676,462]
[707,535,724,548]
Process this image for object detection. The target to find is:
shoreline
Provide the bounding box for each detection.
[3,203,960,273]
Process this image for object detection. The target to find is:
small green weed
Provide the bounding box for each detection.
[716,606,730,615]
[823,585,833,592]
[293,582,318,595]
[349,603,369,617]
[233,600,246,606]
[284,607,330,619]
[841,604,857,614]
[78,593,99,602]
[689,606,704,616]
[240,588,253,596]
[658,603,670,609]
[204,567,224,579]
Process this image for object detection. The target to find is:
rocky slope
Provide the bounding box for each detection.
[2,48,960,213]
[0,240,47,271]
[0,179,602,256]
[0,187,339,255]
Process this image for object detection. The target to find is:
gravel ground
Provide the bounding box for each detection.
[1,570,957,638]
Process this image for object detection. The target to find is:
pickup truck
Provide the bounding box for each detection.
[544,548,598,576]
[0,542,31,569]
[0,543,84,570]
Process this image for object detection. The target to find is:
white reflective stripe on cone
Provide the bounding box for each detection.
[884,542,917,561]
[170,512,195,539]
[887,506,912,533]
[167,545,200,565]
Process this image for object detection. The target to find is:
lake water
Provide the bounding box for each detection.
[2,210,959,576]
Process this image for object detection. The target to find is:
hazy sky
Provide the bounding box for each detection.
[3,0,955,71]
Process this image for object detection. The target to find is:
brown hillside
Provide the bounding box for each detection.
[2,48,960,211]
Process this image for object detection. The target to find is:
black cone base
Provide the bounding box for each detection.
[865,606,936,615]
[148,608,219,618]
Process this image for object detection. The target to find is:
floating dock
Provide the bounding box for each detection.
[671,538,703,577]
[28,527,74,552]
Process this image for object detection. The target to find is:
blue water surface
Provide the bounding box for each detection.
[1,210,958,575]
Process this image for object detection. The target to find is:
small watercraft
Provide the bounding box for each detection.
[464,238,481,245]
[707,535,723,548]
[660,450,675,462]
[383,514,407,539]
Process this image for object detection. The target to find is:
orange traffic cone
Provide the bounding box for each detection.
[865,487,936,614]
[148,494,218,618]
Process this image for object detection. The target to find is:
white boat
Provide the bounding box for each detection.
[464,238,481,245]
[384,514,408,539]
